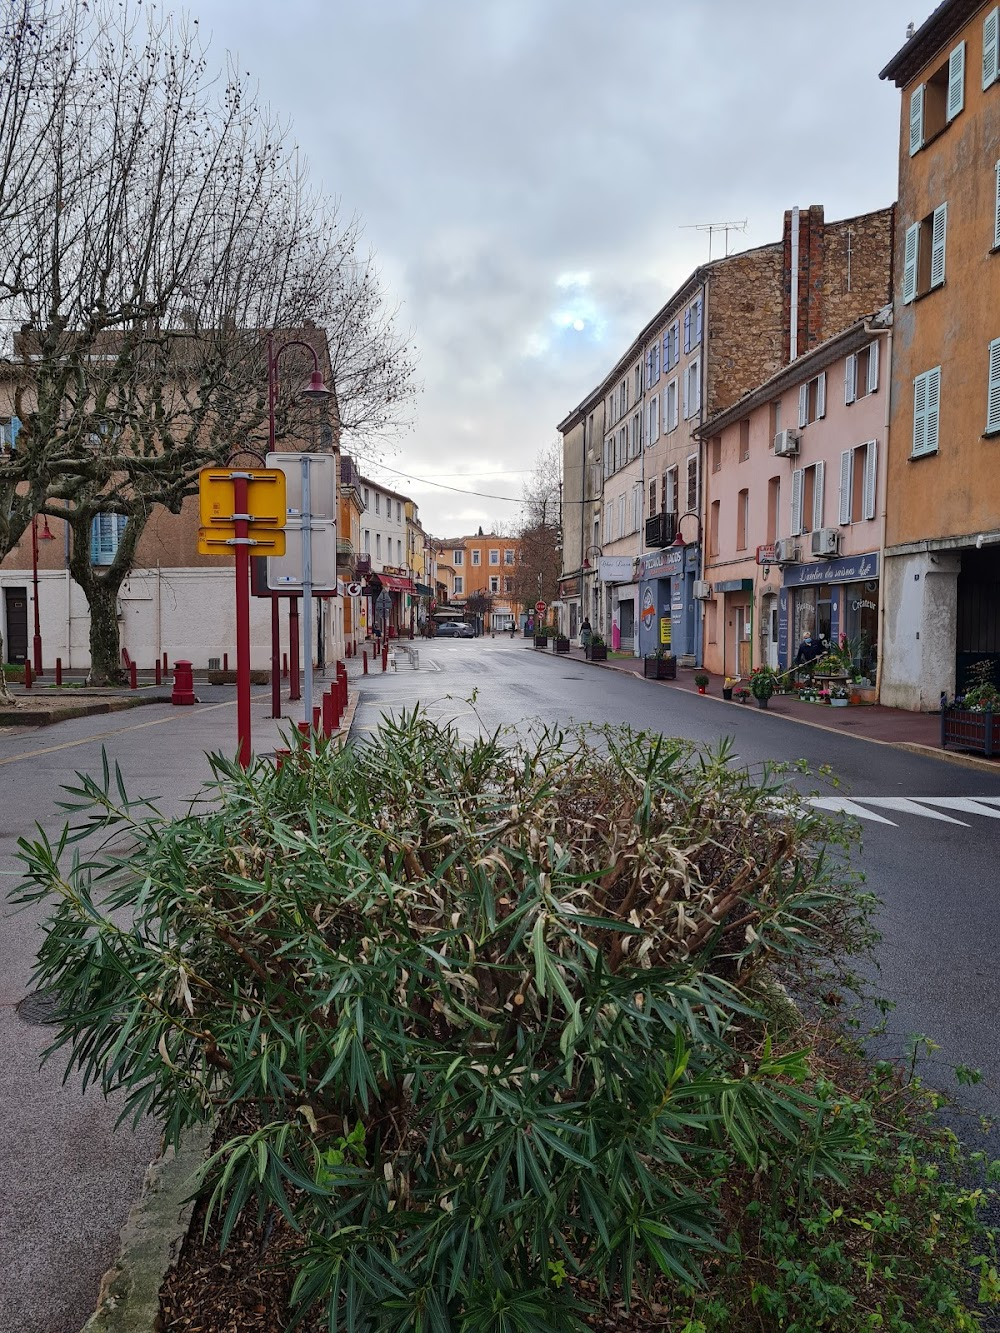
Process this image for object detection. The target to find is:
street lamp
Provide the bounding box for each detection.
[266,333,332,729]
[31,515,56,675]
[671,510,703,548]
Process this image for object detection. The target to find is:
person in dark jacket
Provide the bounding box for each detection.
[795,632,825,668]
[580,618,593,658]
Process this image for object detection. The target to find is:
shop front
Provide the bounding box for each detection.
[598,557,638,650]
[637,544,701,662]
[781,551,879,674]
[558,576,581,640]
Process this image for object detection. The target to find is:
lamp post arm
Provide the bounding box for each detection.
[267,335,325,454]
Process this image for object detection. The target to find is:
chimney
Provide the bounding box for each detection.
[781,205,826,363]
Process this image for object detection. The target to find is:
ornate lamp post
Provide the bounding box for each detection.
[31,515,57,675]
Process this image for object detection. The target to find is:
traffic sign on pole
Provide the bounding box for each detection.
[535,600,546,614]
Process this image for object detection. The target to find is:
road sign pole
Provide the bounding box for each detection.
[301,456,314,740]
[270,597,281,719]
[233,473,252,768]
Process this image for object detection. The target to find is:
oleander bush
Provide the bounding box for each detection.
[13,713,998,1331]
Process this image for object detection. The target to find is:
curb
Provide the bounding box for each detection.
[894,740,1000,774]
[0,694,166,728]
[81,1122,212,1333]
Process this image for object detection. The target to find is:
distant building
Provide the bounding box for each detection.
[433,533,521,631]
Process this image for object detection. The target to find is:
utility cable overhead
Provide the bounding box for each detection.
[357,458,523,503]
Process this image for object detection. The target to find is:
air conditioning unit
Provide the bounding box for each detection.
[811,527,840,557]
[773,538,801,564]
[773,429,800,457]
[692,580,713,600]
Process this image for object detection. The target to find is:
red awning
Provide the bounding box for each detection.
[376,574,415,593]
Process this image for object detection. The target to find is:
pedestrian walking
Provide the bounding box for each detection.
[580,618,593,659]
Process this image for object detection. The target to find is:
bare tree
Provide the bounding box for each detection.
[0,1,417,685]
[510,443,562,613]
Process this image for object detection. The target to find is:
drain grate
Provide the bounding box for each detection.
[16,989,60,1026]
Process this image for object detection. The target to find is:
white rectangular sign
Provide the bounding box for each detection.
[266,520,338,592]
[599,556,636,583]
[265,451,338,521]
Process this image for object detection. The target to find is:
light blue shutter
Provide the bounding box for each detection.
[994,161,1000,249]
[925,366,940,453]
[864,441,878,520]
[947,42,965,120]
[902,222,919,303]
[839,450,853,524]
[984,7,999,88]
[790,469,804,536]
[912,372,928,456]
[683,306,691,353]
[909,84,924,155]
[988,339,1000,434]
[695,296,703,343]
[812,460,825,530]
[930,203,947,287]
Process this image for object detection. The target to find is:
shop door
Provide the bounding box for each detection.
[5,587,28,663]
[619,600,635,652]
[736,606,751,676]
[763,595,779,669]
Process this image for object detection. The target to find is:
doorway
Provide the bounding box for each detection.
[736,604,751,676]
[763,594,779,669]
[4,587,28,663]
[619,599,635,652]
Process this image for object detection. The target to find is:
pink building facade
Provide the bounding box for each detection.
[699,313,890,685]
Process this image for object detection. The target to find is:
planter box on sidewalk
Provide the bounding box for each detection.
[589,645,608,661]
[553,637,570,653]
[643,655,677,680]
[941,706,1000,756]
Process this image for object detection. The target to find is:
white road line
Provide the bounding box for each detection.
[911,797,1000,819]
[860,797,969,825]
[809,797,898,824]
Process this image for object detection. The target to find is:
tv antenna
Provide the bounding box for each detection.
[680,219,748,261]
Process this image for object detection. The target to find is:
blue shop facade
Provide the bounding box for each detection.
[637,543,702,663]
[779,550,880,676]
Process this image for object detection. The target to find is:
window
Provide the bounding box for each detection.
[489,549,500,565]
[617,494,626,540]
[504,577,513,593]
[739,419,750,462]
[683,296,703,353]
[984,7,999,89]
[987,338,1000,434]
[376,533,382,559]
[665,466,678,516]
[603,503,613,543]
[736,488,749,551]
[604,437,613,477]
[797,372,827,427]
[398,539,403,564]
[685,454,699,513]
[471,548,481,565]
[363,486,369,508]
[453,549,464,565]
[912,367,941,456]
[767,477,781,544]
[790,461,825,535]
[709,500,720,556]
[363,529,371,553]
[648,480,657,519]
[770,399,782,440]
[632,483,642,533]
[375,493,381,515]
[504,548,514,565]
[0,415,21,451]
[845,342,880,403]
[90,513,127,565]
[618,381,627,418]
[839,441,878,524]
[910,41,966,154]
[683,358,701,420]
[646,340,661,386]
[710,436,721,472]
[647,393,660,444]
[630,410,642,457]
[489,575,499,593]
[453,575,464,595]
[663,320,680,370]
[903,204,947,303]
[664,377,679,431]
[397,501,402,522]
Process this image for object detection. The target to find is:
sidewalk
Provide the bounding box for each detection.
[526,641,968,757]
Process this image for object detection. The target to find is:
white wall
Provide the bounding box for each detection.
[879,551,960,710]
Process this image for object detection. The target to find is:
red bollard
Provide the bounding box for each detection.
[275,748,291,771]
[337,663,348,711]
[297,720,311,740]
[162,651,168,673]
[155,660,161,686]
[55,657,62,687]
[362,650,368,675]
[381,647,387,672]
[322,690,335,736]
[282,652,288,679]
[171,660,196,706]
[223,653,229,672]
[129,660,137,690]
[313,705,321,733]
[23,661,32,690]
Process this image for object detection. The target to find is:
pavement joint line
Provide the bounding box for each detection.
[0,692,271,768]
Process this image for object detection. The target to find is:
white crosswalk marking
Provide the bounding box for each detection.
[808,795,1000,827]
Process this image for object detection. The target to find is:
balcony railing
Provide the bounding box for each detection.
[645,512,677,549]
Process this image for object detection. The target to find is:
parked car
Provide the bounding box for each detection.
[436,621,475,638]
[454,622,476,638]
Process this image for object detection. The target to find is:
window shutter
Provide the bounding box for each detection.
[947,41,966,119]
[646,348,652,384]
[988,338,1000,434]
[912,372,928,456]
[994,161,1000,250]
[695,296,703,343]
[864,440,878,520]
[909,83,924,155]
[812,460,825,530]
[90,516,101,564]
[839,450,853,524]
[682,370,689,420]
[791,469,804,536]
[671,381,679,430]
[867,339,880,394]
[926,366,941,454]
[984,7,999,88]
[902,222,919,303]
[683,306,692,353]
[845,354,857,405]
[930,203,947,287]
[662,330,669,368]
[816,372,826,419]
[798,383,808,428]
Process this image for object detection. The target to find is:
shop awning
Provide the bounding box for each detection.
[414,582,433,596]
[374,573,415,593]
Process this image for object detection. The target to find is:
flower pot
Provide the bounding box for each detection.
[830,697,849,707]
[722,688,733,701]
[756,696,769,709]
[697,685,706,695]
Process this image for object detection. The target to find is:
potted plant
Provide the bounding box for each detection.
[643,646,677,679]
[733,685,750,704]
[942,660,1000,755]
[533,624,549,648]
[589,633,608,662]
[694,671,710,695]
[749,664,778,709]
[829,682,850,707]
[722,676,736,701]
[553,631,571,653]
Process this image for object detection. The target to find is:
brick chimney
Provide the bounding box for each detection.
[782,205,826,363]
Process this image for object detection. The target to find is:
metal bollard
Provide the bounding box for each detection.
[322,690,335,736]
[162,651,168,673]
[223,653,229,672]
[381,648,387,672]
[155,660,162,686]
[362,650,368,675]
[129,660,137,690]
[282,652,288,679]
[313,706,321,733]
[338,663,348,711]
[24,661,32,690]
[55,658,62,687]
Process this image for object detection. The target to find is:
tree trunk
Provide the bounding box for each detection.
[87,579,126,686]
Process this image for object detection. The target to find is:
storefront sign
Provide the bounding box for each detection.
[714,578,754,593]
[783,552,879,587]
[641,585,656,628]
[659,616,671,646]
[559,577,580,598]
[599,556,637,583]
[756,543,778,565]
[639,547,683,579]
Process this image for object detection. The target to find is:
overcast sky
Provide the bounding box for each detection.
[194,0,919,537]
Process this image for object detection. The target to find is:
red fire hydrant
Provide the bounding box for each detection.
[171,660,196,706]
